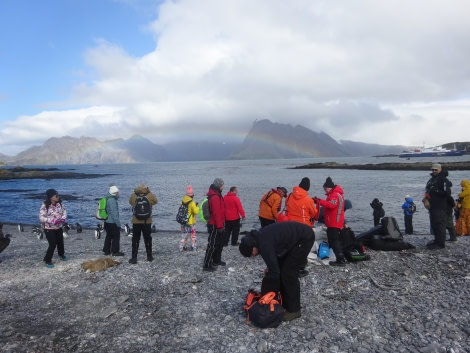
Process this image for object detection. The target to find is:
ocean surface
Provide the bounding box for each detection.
[1,156,469,234]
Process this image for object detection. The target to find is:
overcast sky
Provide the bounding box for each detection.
[1,0,469,156]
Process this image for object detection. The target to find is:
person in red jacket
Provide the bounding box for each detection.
[223,186,246,246]
[203,178,226,272]
[315,177,346,266]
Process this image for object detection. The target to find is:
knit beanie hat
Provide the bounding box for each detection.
[186,185,194,196]
[323,177,335,189]
[46,188,58,199]
[109,185,119,194]
[299,177,310,191]
[212,178,224,189]
[239,232,257,257]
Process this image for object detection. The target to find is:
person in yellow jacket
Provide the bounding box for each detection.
[128,183,158,264]
[456,179,470,236]
[179,185,200,251]
[258,187,288,228]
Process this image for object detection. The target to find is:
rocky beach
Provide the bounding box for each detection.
[1,223,469,353]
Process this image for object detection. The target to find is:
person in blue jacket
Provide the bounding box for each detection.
[401,195,416,235]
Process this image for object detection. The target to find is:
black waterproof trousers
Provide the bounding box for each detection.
[224,218,241,245]
[259,217,275,228]
[261,231,314,313]
[430,209,447,247]
[327,227,344,261]
[203,224,224,267]
[44,228,65,263]
[131,223,152,258]
[404,215,413,234]
[103,223,121,254]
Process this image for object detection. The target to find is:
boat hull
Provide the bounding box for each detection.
[399,150,465,158]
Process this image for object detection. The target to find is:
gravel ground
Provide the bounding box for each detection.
[1,223,469,353]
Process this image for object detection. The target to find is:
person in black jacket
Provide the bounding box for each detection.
[425,163,452,249]
[239,221,315,322]
[370,198,385,227]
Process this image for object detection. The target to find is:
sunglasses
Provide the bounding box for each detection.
[431,169,438,171]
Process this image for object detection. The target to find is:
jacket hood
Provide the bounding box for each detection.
[182,195,193,203]
[406,197,414,203]
[461,179,470,189]
[207,186,221,197]
[291,186,309,200]
[326,184,344,196]
[134,186,149,195]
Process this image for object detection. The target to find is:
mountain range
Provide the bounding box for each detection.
[0,119,424,165]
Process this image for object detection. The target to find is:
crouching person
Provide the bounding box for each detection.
[239,221,315,322]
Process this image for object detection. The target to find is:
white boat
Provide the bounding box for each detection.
[399,145,465,158]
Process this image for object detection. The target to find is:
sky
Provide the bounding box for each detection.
[1,0,470,156]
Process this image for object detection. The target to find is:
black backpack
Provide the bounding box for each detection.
[380,216,403,240]
[340,227,371,262]
[134,195,151,220]
[176,200,191,225]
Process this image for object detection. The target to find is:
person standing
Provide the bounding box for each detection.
[286,177,318,227]
[103,185,124,257]
[129,183,158,263]
[424,163,451,249]
[401,195,415,235]
[179,185,200,251]
[441,169,458,242]
[258,187,288,228]
[370,198,385,227]
[39,189,68,268]
[203,178,225,272]
[456,179,470,236]
[238,221,315,322]
[223,186,246,246]
[315,177,346,266]
[285,177,318,277]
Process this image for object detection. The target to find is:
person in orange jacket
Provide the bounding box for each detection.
[285,177,318,277]
[258,187,288,228]
[286,177,318,227]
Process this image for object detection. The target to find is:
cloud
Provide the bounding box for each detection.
[2,0,470,155]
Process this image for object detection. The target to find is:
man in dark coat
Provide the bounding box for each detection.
[203,178,226,272]
[239,221,315,322]
[425,163,452,249]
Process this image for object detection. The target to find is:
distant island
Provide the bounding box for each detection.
[0,166,113,180]
[291,161,470,171]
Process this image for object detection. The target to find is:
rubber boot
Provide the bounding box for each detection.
[329,254,347,267]
[144,238,153,261]
[129,236,139,264]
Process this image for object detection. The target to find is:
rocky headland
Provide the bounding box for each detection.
[292,161,470,171]
[0,166,112,180]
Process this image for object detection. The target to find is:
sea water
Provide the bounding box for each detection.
[1,156,469,234]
